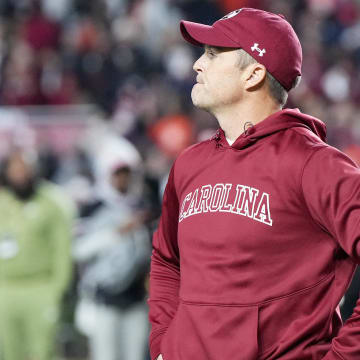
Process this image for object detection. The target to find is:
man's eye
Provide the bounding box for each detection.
[207,50,216,57]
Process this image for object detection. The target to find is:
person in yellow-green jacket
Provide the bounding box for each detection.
[0,149,74,360]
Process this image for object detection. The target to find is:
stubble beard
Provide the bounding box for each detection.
[191,86,213,113]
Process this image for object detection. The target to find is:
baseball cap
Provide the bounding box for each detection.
[180,8,302,92]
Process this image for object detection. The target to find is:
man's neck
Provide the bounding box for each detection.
[213,98,282,143]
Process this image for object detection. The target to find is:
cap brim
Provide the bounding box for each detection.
[180,20,239,48]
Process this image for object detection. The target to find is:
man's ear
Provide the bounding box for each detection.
[243,63,266,91]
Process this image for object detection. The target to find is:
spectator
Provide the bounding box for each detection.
[22,0,61,51]
[73,159,151,360]
[0,148,74,360]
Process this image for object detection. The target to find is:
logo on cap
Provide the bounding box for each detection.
[251,43,266,57]
[221,9,242,20]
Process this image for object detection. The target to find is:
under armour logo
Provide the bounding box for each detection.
[251,43,266,57]
[221,9,242,20]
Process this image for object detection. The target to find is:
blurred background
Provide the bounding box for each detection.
[0,0,359,359]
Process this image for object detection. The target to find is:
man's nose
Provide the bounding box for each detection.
[193,55,204,73]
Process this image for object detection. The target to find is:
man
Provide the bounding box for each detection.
[0,149,73,360]
[148,7,360,360]
[73,161,151,360]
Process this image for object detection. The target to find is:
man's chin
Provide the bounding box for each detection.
[191,96,208,110]
[192,101,211,113]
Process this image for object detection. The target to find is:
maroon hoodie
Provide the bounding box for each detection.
[148,108,360,360]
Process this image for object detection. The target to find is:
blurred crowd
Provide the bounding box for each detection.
[1,0,360,166]
[0,0,360,359]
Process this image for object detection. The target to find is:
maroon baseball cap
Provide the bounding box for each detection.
[180,8,302,92]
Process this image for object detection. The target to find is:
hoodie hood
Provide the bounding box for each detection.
[213,108,327,150]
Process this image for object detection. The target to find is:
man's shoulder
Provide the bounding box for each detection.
[281,125,328,159]
[0,189,17,211]
[272,108,328,156]
[176,138,213,162]
[168,139,213,191]
[279,126,357,176]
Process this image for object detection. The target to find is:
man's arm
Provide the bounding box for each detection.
[148,165,180,360]
[302,146,360,359]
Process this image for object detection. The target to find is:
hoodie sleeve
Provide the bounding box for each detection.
[148,164,180,360]
[301,146,360,360]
